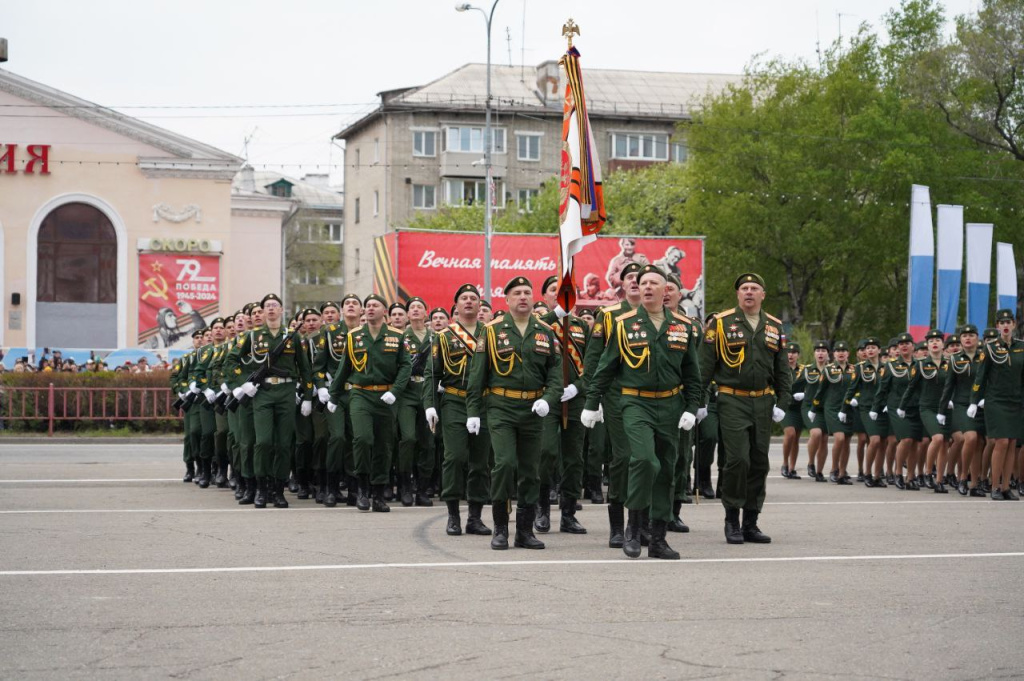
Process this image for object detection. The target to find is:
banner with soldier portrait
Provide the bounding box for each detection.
[137,253,220,349]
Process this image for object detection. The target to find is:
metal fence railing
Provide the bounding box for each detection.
[0,384,181,435]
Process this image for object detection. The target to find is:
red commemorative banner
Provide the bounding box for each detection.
[138,253,220,349]
[377,230,704,318]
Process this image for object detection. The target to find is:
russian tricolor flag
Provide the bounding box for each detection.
[907,185,934,341]
[966,223,993,330]
[997,242,1018,313]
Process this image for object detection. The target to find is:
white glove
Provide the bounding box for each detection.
[232,386,245,400]
[317,387,330,404]
[437,382,445,394]
[772,407,785,423]
[679,411,696,431]
[327,401,338,414]
[380,391,396,405]
[466,417,481,434]
[553,304,569,319]
[295,393,301,405]
[793,392,805,402]
[532,399,550,418]
[948,401,954,409]
[696,407,709,422]
[220,383,229,395]
[581,408,602,429]
[883,406,888,413]
[242,381,258,397]
[807,410,816,423]
[936,414,946,426]
[837,411,847,423]
[978,399,985,409]
[897,408,906,419]
[189,381,200,394]
[869,411,878,421]
[560,384,578,402]
[849,398,858,408]
[966,404,978,418]
[425,407,439,431]
[178,391,187,400]
[203,388,216,403]
[300,400,312,417]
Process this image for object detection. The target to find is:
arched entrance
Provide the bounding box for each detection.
[29,197,125,350]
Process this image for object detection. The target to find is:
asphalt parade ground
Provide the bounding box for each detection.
[0,441,1021,681]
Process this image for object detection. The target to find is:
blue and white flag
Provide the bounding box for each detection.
[996,242,1018,314]
[965,223,993,330]
[935,204,964,335]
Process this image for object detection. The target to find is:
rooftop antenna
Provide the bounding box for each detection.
[241,127,258,164]
[506,26,513,67]
[837,12,855,47]
[815,9,822,69]
[520,0,526,82]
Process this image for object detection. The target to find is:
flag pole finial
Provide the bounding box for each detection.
[562,18,579,48]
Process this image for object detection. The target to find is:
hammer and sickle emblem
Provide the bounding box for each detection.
[142,273,169,301]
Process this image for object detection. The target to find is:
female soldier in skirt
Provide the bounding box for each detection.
[781,342,805,479]
[872,333,922,490]
[899,329,951,493]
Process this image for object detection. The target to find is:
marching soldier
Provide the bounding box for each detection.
[699,273,792,544]
[809,341,854,484]
[171,331,203,482]
[294,308,325,499]
[870,333,920,490]
[939,324,986,496]
[842,337,888,487]
[582,265,701,559]
[311,300,346,506]
[801,341,830,480]
[781,342,805,479]
[187,324,219,488]
[466,276,562,550]
[397,297,435,507]
[899,329,950,492]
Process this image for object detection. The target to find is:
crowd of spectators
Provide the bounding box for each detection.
[0,350,171,375]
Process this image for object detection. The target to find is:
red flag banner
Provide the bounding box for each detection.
[138,253,220,349]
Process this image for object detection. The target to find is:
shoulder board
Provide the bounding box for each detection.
[765,313,782,324]
[599,302,624,314]
[615,309,638,322]
[386,325,402,334]
[534,318,554,332]
[486,318,504,327]
[714,308,737,320]
[350,325,365,335]
[670,310,691,323]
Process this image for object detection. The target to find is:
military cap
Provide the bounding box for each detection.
[192,330,204,339]
[364,294,387,308]
[863,337,881,348]
[210,317,225,327]
[504,276,532,293]
[666,273,682,289]
[480,299,492,309]
[493,309,506,320]
[924,328,944,341]
[914,341,927,351]
[292,310,304,323]
[429,307,448,319]
[734,272,766,290]
[340,293,362,306]
[982,327,998,340]
[224,315,235,324]
[319,301,340,314]
[995,309,1015,322]
[856,338,868,350]
[241,303,254,315]
[388,302,407,314]
[620,262,643,279]
[533,301,549,310]
[406,296,427,310]
[579,308,596,320]
[637,264,667,282]
[786,342,801,353]
[887,337,899,349]
[833,341,850,352]
[813,340,830,351]
[542,275,559,292]
[944,334,960,347]
[302,308,320,319]
[454,283,480,302]
[895,332,914,344]
[958,323,979,335]
[450,304,458,317]
[260,293,282,308]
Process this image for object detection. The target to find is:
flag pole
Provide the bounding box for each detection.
[559,19,578,431]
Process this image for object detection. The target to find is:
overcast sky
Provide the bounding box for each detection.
[2,0,979,185]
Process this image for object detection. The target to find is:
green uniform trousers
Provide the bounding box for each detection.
[488,397,543,505]
[182,409,194,463]
[717,393,773,512]
[540,398,586,500]
[294,408,325,472]
[237,401,256,479]
[622,395,680,521]
[398,395,434,479]
[324,401,347,474]
[349,389,397,484]
[696,406,719,490]
[253,383,296,480]
[673,427,693,501]
[214,411,228,468]
[585,421,608,479]
[439,394,490,503]
[603,391,632,504]
[198,403,216,461]
[226,408,239,472]
[186,404,203,461]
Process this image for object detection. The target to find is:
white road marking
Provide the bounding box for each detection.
[0,478,181,483]
[1,552,1021,577]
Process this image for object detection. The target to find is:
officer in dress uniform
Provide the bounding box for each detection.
[938,324,986,496]
[899,329,951,492]
[842,337,888,487]
[809,341,855,484]
[870,332,920,490]
[172,331,204,482]
[781,342,805,479]
[699,273,792,545]
[397,296,435,507]
[467,276,562,550]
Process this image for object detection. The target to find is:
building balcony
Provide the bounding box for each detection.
[440,151,507,179]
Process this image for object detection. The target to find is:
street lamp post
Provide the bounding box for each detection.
[456,0,499,302]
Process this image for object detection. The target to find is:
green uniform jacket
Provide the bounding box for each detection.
[788,364,806,409]
[423,320,484,411]
[540,311,590,396]
[900,357,949,413]
[870,358,914,415]
[224,326,313,399]
[208,341,231,391]
[310,323,351,392]
[938,350,981,416]
[401,326,433,404]
[188,343,216,390]
[466,315,563,419]
[811,362,854,415]
[970,339,1024,406]
[170,351,193,393]
[699,307,792,409]
[585,306,701,413]
[329,323,412,400]
[582,301,632,398]
[841,361,882,416]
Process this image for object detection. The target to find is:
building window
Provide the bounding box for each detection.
[445,126,506,154]
[299,222,343,243]
[373,190,379,216]
[37,202,117,303]
[374,138,380,163]
[516,134,541,161]
[672,142,688,164]
[516,188,539,213]
[611,133,669,161]
[355,247,360,275]
[296,268,321,286]
[413,130,437,157]
[354,148,360,168]
[444,178,505,208]
[354,198,360,223]
[413,184,437,209]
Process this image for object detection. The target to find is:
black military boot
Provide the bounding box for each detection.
[559,497,587,534]
[371,485,390,513]
[667,499,690,533]
[214,460,228,488]
[640,509,651,547]
[490,502,509,550]
[239,477,255,505]
[445,500,462,536]
[741,509,771,543]
[346,476,358,507]
[724,508,744,544]
[228,466,239,490]
[314,470,325,504]
[648,519,680,560]
[623,509,643,558]
[535,486,552,533]
[414,478,433,507]
[324,473,338,507]
[514,507,545,549]
[356,476,371,511]
[197,459,211,488]
[588,475,605,504]
[295,469,310,499]
[400,474,414,507]
[182,460,195,483]
[253,477,268,509]
[607,502,625,549]
[233,473,246,501]
[272,480,289,508]
[466,502,491,535]
[287,474,300,494]
[699,479,716,499]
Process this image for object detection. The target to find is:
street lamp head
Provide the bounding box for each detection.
[455,3,472,11]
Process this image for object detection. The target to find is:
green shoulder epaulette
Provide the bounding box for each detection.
[714,308,737,320]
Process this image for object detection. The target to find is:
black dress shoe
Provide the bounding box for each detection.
[874,476,888,488]
[807,464,816,477]
[957,480,969,496]
[925,475,936,490]
[741,509,771,543]
[886,474,896,485]
[781,465,789,477]
[699,484,716,499]
[836,477,852,485]
[856,472,865,482]
[864,476,876,488]
[981,480,992,493]
[667,516,689,533]
[991,488,1005,500]
[724,509,744,545]
[969,487,987,497]
[906,480,920,491]
[815,473,827,482]
[788,470,802,480]
[895,475,906,490]
[934,482,948,493]
[1004,488,1020,501]
[829,470,839,483]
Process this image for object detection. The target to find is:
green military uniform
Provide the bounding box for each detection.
[938,346,984,436]
[782,361,806,432]
[330,315,411,511]
[871,355,920,442]
[294,327,327,499]
[970,335,1024,440]
[187,340,217,487]
[811,359,854,436]
[843,359,887,439]
[397,324,434,505]
[170,347,196,481]
[207,335,231,487]
[224,325,260,503]
[696,384,719,497]
[700,274,792,544]
[312,320,353,505]
[467,283,562,550]
[220,333,244,498]
[900,354,950,439]
[799,363,825,431]
[670,313,703,516]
